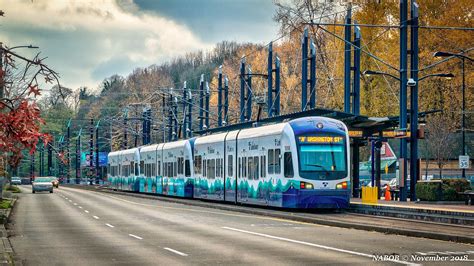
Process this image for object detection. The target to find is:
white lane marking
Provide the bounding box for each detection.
[65,197,68,199]
[73,203,77,206]
[222,227,417,266]
[164,247,188,257]
[105,223,115,228]
[68,200,72,202]
[128,234,143,240]
[84,210,89,213]
[78,206,83,209]
[93,216,100,220]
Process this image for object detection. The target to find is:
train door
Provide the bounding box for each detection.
[224,131,239,203]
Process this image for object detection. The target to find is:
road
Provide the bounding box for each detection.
[8,185,474,265]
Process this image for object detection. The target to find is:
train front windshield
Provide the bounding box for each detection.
[297,136,347,181]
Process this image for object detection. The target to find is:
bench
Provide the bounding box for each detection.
[458,190,474,205]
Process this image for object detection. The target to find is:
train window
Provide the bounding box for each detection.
[203,159,207,177]
[268,150,274,174]
[284,152,294,178]
[185,160,191,177]
[194,155,202,175]
[243,157,247,178]
[238,157,241,177]
[177,157,183,175]
[228,155,233,177]
[247,157,253,179]
[152,164,156,177]
[220,158,224,177]
[261,156,266,178]
[215,159,220,178]
[254,156,259,180]
[140,161,145,175]
[157,161,161,176]
[208,159,216,179]
[275,149,281,174]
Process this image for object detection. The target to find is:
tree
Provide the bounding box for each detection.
[0,41,58,171]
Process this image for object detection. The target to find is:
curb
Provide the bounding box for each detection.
[1,198,16,265]
[66,185,474,244]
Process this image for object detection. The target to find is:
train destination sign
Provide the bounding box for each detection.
[298,136,344,144]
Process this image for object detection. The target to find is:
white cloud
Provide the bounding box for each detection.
[0,0,212,90]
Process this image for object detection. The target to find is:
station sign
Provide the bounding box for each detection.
[298,136,344,144]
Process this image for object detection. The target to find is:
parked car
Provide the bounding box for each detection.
[32,177,54,193]
[11,177,22,185]
[21,178,31,185]
[49,177,59,188]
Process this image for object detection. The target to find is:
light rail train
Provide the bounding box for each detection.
[108,116,351,208]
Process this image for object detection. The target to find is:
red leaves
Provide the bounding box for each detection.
[28,84,41,97]
[0,99,50,168]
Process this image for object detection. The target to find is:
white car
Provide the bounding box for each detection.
[32,177,53,193]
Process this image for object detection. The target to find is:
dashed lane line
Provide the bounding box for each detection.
[164,247,188,257]
[105,223,115,228]
[222,227,418,266]
[84,210,89,213]
[93,216,100,220]
[128,234,143,240]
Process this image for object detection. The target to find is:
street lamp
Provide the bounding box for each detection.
[434,51,474,178]
[7,45,39,50]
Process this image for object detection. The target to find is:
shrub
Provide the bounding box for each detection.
[5,185,21,193]
[416,178,471,201]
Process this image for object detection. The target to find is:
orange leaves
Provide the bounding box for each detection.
[0,99,50,167]
[28,84,41,97]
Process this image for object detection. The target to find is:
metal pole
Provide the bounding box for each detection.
[67,119,71,183]
[371,140,375,187]
[95,121,100,184]
[47,140,52,176]
[187,87,193,138]
[182,81,187,137]
[301,27,308,111]
[142,108,147,145]
[352,25,361,115]
[89,118,94,185]
[344,4,352,113]
[409,1,419,200]
[173,95,178,140]
[200,75,205,130]
[123,110,128,149]
[462,57,466,178]
[275,55,281,116]
[352,141,360,198]
[224,75,229,125]
[309,39,316,108]
[218,66,223,127]
[205,82,210,130]
[168,91,173,141]
[240,58,246,122]
[268,42,273,117]
[399,0,409,201]
[162,95,166,142]
[246,67,252,121]
[76,128,82,184]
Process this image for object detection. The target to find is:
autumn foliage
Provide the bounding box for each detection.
[0,99,51,167]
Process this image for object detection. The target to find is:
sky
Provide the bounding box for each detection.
[0,0,278,91]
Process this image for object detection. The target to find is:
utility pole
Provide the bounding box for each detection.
[66,119,71,183]
[218,66,223,127]
[199,75,205,130]
[343,4,352,113]
[246,67,252,121]
[205,82,210,130]
[76,128,82,184]
[240,58,246,122]
[301,27,309,111]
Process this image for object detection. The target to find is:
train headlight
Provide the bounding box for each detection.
[336,181,348,189]
[300,181,314,189]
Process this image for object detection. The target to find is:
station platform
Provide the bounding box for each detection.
[349,198,474,226]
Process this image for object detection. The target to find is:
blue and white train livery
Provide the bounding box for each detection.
[107,116,350,209]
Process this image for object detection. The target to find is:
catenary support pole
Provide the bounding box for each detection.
[267,42,273,117]
[199,75,205,130]
[224,75,229,125]
[240,58,246,122]
[344,3,352,113]
[246,66,252,121]
[409,1,419,200]
[218,66,223,127]
[301,27,308,111]
[352,24,361,115]
[205,82,210,130]
[309,39,316,108]
[275,55,281,116]
[399,0,409,201]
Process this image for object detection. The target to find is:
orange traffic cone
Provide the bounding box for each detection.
[384,185,391,201]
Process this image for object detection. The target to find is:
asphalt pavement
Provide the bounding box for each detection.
[8,185,474,265]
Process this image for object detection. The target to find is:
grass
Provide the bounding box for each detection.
[0,199,12,209]
[5,185,21,193]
